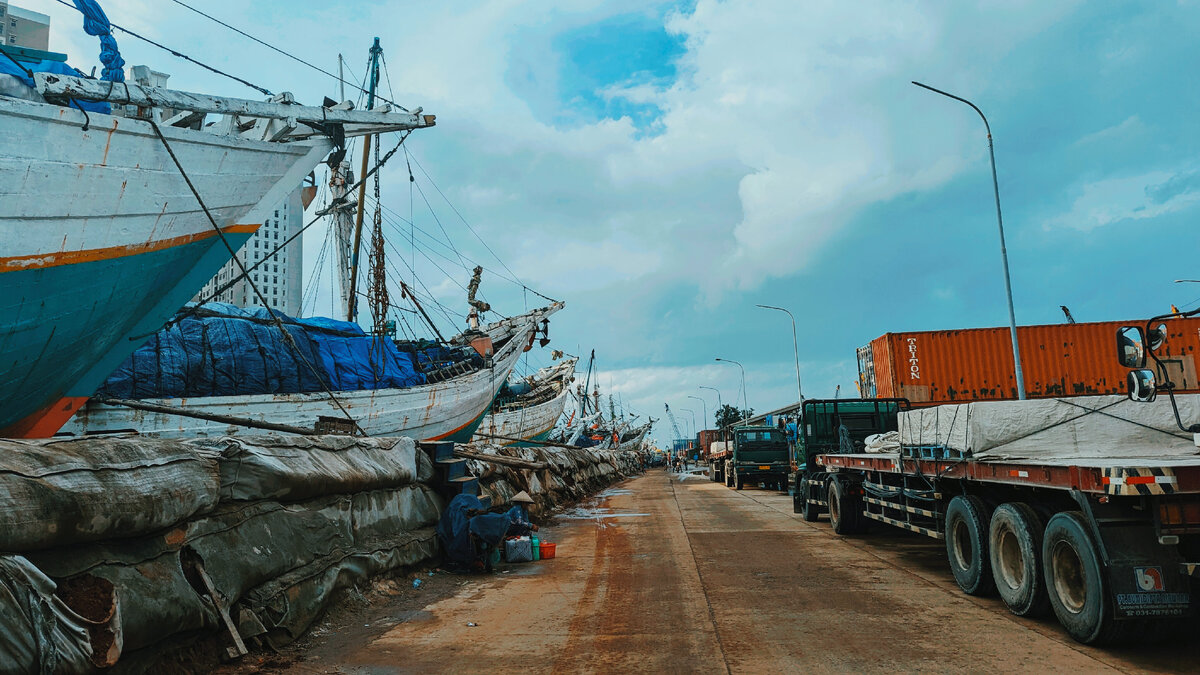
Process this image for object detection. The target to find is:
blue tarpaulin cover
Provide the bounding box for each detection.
[93,303,479,399]
[437,494,531,567]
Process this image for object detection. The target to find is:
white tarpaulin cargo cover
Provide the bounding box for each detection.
[898,394,1200,461]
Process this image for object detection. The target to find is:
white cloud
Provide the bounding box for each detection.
[1074,115,1143,147]
[1045,168,1200,231]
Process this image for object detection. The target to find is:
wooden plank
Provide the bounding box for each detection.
[96,397,325,436]
[193,561,248,658]
[453,447,549,470]
[35,73,435,132]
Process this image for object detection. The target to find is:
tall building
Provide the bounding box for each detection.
[0,2,49,50]
[196,189,306,315]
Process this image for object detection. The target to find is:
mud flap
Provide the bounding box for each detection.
[1095,524,1192,619]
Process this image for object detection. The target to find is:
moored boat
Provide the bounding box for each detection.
[472,357,578,445]
[57,303,563,441]
[0,56,433,437]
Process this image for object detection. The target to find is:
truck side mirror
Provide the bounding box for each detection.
[1127,369,1157,402]
[1148,323,1168,351]
[1116,326,1146,368]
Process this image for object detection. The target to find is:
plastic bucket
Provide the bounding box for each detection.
[539,542,556,559]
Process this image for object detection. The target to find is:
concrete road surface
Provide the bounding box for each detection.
[293,470,1200,674]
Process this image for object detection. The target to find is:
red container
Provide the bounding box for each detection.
[857,318,1200,407]
[696,430,720,458]
[539,542,556,559]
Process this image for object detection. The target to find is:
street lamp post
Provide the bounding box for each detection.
[756,304,803,403]
[688,395,708,431]
[679,407,696,436]
[913,80,1026,400]
[715,358,749,421]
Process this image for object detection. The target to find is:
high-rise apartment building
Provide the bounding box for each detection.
[196,189,305,315]
[0,2,49,50]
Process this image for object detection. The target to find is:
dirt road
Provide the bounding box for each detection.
[283,470,1200,673]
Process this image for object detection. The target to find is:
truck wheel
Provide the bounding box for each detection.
[944,495,995,596]
[1043,511,1120,644]
[989,502,1049,617]
[828,479,863,535]
[735,472,743,490]
[802,482,821,522]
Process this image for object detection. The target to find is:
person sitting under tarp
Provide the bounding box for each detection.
[504,491,539,536]
[436,491,539,572]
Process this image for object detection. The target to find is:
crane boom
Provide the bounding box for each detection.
[664,403,684,443]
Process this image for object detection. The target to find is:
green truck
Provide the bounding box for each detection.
[723,425,790,491]
[792,398,908,525]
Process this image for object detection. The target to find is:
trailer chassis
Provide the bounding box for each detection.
[801,451,1200,644]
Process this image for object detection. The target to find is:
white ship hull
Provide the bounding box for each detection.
[60,319,538,441]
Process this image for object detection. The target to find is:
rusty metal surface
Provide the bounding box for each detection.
[864,318,1200,405]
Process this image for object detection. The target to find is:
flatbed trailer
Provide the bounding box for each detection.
[807,448,1200,644]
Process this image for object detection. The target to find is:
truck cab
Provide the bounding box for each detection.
[792,398,908,517]
[724,425,790,491]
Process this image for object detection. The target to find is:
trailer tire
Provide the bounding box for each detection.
[1043,511,1119,644]
[944,495,995,596]
[828,479,863,535]
[989,502,1049,617]
[802,482,821,522]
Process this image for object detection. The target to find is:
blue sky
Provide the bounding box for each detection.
[43,0,1200,443]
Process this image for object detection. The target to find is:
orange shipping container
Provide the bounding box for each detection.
[857,318,1200,406]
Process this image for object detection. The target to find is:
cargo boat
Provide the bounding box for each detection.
[0,66,433,437]
[59,304,561,442]
[472,357,577,446]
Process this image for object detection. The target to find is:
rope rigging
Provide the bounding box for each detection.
[187,131,413,318]
[54,0,271,95]
[165,0,410,111]
[146,120,365,435]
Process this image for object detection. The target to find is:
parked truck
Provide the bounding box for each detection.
[796,322,1200,645]
[791,398,909,519]
[707,440,731,483]
[721,425,790,491]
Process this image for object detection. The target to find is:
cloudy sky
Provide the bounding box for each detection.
[44,0,1200,444]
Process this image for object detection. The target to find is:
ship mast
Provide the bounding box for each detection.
[347,37,383,323]
[330,54,356,315]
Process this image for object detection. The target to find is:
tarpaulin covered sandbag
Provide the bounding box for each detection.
[0,437,220,552]
[0,556,115,674]
[351,486,444,536]
[28,485,444,654]
[191,435,422,502]
[242,529,438,643]
[898,394,1200,461]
